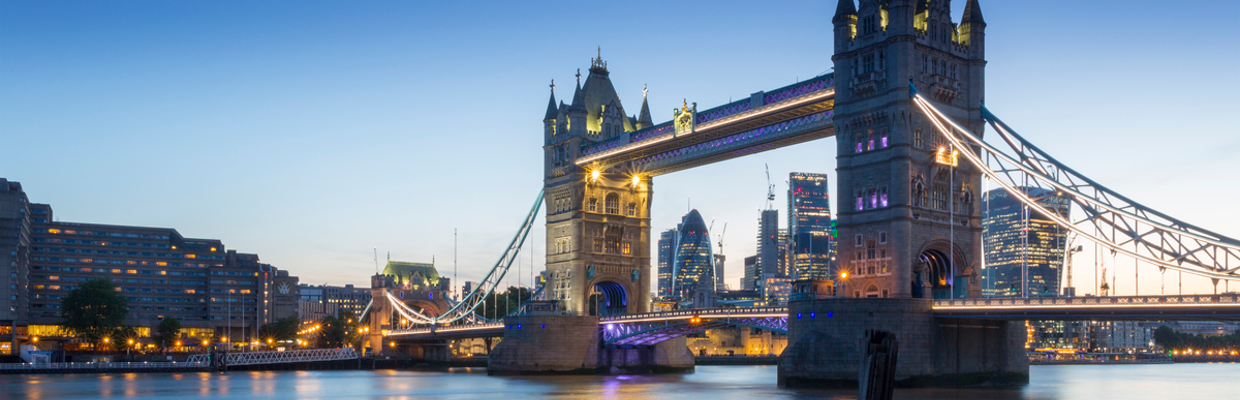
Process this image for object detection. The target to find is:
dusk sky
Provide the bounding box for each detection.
[3,1,1237,296]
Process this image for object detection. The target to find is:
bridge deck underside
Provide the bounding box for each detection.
[604,316,788,346]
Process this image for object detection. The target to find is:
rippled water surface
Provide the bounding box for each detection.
[4,364,1237,399]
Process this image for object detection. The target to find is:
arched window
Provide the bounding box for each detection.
[865,285,880,298]
[605,193,620,214]
[588,197,598,212]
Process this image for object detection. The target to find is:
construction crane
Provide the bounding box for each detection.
[1062,234,1083,296]
[715,221,728,290]
[764,164,776,210]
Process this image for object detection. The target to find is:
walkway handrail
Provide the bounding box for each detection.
[935,294,1240,308]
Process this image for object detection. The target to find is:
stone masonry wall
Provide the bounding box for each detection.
[779,298,1027,388]
[488,315,599,375]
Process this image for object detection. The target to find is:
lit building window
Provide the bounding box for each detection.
[605,194,620,214]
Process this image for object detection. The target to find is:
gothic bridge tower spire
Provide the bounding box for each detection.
[541,51,653,316]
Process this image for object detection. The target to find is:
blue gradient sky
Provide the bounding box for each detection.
[3,1,1237,295]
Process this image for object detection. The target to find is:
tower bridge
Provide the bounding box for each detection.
[365,0,1240,388]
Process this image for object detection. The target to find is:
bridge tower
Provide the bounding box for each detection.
[542,54,654,316]
[832,0,986,299]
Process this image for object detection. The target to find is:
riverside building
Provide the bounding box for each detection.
[0,179,299,352]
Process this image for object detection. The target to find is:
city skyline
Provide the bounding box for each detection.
[3,0,1238,295]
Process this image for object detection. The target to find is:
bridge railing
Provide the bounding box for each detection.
[388,321,505,335]
[934,294,1240,308]
[184,347,358,366]
[600,307,788,323]
[0,361,205,370]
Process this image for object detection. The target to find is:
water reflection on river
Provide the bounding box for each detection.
[3,364,1236,399]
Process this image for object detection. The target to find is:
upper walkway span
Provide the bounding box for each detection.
[575,75,835,176]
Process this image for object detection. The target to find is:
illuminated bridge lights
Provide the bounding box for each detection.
[575,76,836,167]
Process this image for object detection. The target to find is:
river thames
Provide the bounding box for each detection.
[3,363,1236,399]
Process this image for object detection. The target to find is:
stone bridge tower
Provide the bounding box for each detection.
[832,0,986,299]
[542,54,654,315]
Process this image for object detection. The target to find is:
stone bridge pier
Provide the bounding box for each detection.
[487,314,693,375]
[778,298,1027,388]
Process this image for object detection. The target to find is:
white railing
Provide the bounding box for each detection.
[184,347,358,366]
[0,361,205,370]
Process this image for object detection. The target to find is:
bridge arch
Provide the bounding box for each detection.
[913,241,971,299]
[589,279,630,316]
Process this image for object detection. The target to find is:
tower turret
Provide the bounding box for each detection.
[636,84,653,130]
[833,0,858,49]
[959,0,985,51]
[568,69,587,136]
[544,80,558,144]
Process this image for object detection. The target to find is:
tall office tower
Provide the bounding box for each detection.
[757,209,780,278]
[777,229,791,276]
[742,255,759,290]
[788,173,834,280]
[657,228,678,297]
[714,253,726,291]
[672,210,714,298]
[982,187,1070,297]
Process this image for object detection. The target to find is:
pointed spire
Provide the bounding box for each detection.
[544,79,558,121]
[637,84,653,129]
[833,0,857,24]
[569,69,586,112]
[961,0,985,26]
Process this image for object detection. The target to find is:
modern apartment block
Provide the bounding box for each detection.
[0,179,299,350]
[299,283,371,317]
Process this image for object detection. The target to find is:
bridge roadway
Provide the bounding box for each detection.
[387,294,1240,342]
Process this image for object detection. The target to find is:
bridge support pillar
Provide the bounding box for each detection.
[488,314,693,375]
[778,298,1027,388]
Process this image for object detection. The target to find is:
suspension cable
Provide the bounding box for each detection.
[910,85,1238,281]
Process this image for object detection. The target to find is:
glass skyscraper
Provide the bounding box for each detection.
[672,210,713,298]
[657,228,678,297]
[982,187,1070,297]
[788,172,833,280]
